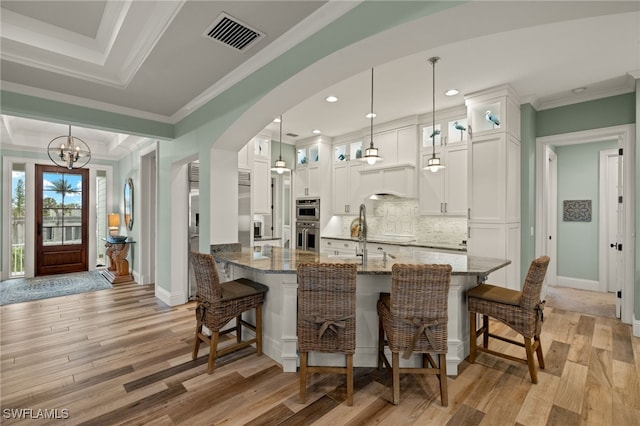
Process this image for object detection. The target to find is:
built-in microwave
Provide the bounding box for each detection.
[296,199,320,221]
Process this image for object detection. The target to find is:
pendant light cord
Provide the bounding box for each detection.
[432,58,436,159]
[370,68,374,149]
[279,115,283,160]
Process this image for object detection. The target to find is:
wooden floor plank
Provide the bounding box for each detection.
[1,281,638,425]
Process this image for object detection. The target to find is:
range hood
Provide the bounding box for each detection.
[368,193,402,200]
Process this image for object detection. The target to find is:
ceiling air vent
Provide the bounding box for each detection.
[204,13,263,51]
[286,133,299,138]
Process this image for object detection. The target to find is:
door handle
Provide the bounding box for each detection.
[610,243,616,248]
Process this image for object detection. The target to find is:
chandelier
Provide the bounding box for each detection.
[47,124,91,169]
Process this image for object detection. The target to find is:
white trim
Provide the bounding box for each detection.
[138,142,158,285]
[170,161,190,305]
[633,313,640,338]
[2,155,114,279]
[154,284,181,307]
[535,124,635,324]
[555,276,601,292]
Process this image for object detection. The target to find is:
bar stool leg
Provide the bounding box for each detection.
[392,352,400,405]
[299,352,308,403]
[346,354,354,406]
[469,311,477,363]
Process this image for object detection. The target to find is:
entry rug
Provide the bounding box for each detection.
[0,271,112,305]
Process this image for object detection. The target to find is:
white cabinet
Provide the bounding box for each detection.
[359,164,416,199]
[239,134,271,215]
[419,144,467,215]
[332,140,363,214]
[294,142,320,198]
[419,109,468,216]
[332,161,363,214]
[321,238,358,255]
[294,164,322,198]
[294,138,331,200]
[464,84,522,287]
[252,159,271,214]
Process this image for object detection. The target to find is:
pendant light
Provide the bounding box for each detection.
[271,115,290,174]
[47,124,91,169]
[424,57,445,173]
[361,68,382,165]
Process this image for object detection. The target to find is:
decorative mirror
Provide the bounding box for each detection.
[124,178,134,231]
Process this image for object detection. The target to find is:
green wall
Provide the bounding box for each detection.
[536,93,635,137]
[555,141,617,280]
[534,92,637,320]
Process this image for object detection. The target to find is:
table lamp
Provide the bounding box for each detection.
[108,213,120,236]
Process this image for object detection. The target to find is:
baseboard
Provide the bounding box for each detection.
[155,285,185,307]
[555,276,601,292]
[634,313,640,338]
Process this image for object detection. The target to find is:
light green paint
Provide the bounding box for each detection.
[636,80,640,320]
[555,141,616,281]
[536,93,635,137]
[0,91,174,140]
[520,104,537,283]
[271,141,295,170]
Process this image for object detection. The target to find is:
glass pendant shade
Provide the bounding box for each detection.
[363,145,381,165]
[426,156,445,172]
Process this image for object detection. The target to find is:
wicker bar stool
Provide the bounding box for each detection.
[377,263,452,406]
[190,251,269,374]
[466,256,550,383]
[297,262,358,406]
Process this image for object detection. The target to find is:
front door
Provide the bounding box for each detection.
[35,165,89,276]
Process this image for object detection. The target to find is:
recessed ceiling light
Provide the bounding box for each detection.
[325,95,338,103]
[444,89,459,96]
[312,129,321,134]
[273,117,281,123]
[365,112,376,119]
[571,87,587,94]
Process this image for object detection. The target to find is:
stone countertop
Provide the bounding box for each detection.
[253,236,282,242]
[321,235,467,252]
[214,246,509,276]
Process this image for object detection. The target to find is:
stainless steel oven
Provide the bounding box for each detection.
[296,221,319,252]
[296,198,320,221]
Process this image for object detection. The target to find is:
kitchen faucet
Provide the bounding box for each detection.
[357,203,367,265]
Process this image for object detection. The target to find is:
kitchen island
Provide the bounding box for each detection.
[213,246,510,375]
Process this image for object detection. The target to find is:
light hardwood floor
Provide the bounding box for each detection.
[1,281,639,425]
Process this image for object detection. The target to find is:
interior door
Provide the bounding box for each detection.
[605,153,619,292]
[35,164,89,276]
[543,148,558,294]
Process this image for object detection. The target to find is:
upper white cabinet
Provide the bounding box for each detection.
[294,137,331,199]
[419,144,467,215]
[419,108,468,216]
[360,164,416,199]
[332,151,363,214]
[250,135,272,214]
[364,125,418,167]
[252,159,271,214]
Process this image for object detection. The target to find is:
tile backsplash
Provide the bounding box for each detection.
[338,198,467,246]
